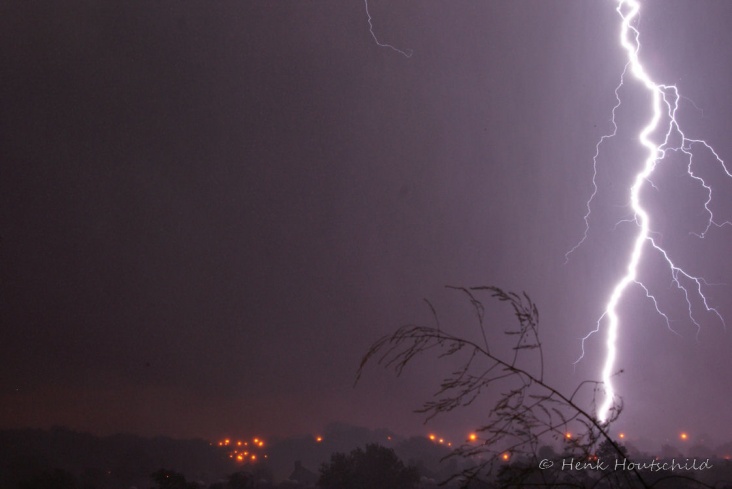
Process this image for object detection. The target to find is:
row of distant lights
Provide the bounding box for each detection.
[316,431,691,445]
[427,431,700,461]
[428,432,512,461]
[620,432,732,461]
[620,432,691,442]
[213,434,330,463]
[214,431,706,463]
[215,437,267,463]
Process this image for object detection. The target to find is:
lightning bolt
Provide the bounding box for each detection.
[569,0,731,423]
[364,0,413,58]
[360,0,728,426]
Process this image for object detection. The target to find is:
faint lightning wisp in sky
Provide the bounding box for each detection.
[570,0,731,423]
[364,0,413,58]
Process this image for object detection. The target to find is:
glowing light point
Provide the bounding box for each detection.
[680,432,689,441]
[468,433,478,442]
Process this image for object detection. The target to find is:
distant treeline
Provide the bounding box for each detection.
[0,426,231,488]
[0,424,458,488]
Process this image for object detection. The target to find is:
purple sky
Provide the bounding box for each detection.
[2,0,732,451]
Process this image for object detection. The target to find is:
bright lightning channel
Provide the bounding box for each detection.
[364,0,413,58]
[570,0,731,423]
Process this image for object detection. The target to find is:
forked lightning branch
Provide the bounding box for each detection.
[569,0,731,422]
[363,0,731,425]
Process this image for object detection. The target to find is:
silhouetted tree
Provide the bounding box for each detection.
[227,471,254,489]
[150,468,197,489]
[357,286,716,488]
[19,468,78,489]
[250,464,275,486]
[318,443,419,489]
